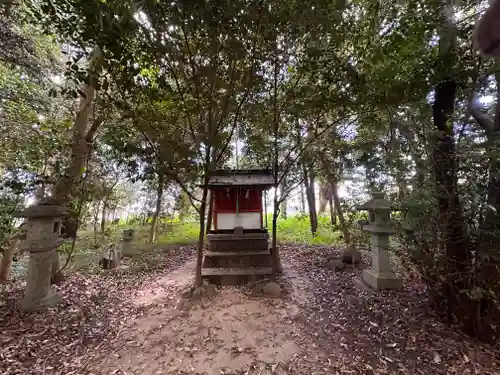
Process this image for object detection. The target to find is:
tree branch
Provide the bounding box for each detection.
[277,113,356,186]
[214,13,261,165]
[133,16,201,156]
[277,158,316,205]
[108,72,202,207]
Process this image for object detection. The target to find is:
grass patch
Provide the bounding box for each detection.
[272,214,341,245]
[157,221,199,245]
[68,216,341,273]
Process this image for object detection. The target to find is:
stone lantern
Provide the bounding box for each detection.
[120,228,135,257]
[356,191,401,290]
[16,200,67,310]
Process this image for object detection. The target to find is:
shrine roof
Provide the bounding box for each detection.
[204,169,275,188]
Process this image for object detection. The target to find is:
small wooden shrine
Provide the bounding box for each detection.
[201,169,275,285]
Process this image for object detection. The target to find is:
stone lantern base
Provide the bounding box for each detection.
[362,269,402,291]
[21,250,63,310]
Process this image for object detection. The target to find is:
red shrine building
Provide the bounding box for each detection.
[210,170,273,231]
[202,169,275,285]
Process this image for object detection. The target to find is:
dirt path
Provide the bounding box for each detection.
[85,246,500,375]
[88,259,312,375]
[2,245,500,375]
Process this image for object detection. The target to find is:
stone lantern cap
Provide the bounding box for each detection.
[122,229,135,240]
[356,191,400,212]
[15,200,69,219]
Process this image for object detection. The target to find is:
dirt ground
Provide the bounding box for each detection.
[92,261,300,375]
[1,245,500,375]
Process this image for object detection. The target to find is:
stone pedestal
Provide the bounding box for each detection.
[356,191,401,291]
[23,250,62,309]
[16,202,67,310]
[120,229,135,256]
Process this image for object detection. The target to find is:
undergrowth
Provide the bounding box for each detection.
[60,214,343,273]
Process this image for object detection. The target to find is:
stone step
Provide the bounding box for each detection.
[204,250,270,257]
[203,250,272,268]
[202,267,272,285]
[208,236,268,252]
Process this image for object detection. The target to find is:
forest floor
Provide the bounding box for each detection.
[1,245,500,375]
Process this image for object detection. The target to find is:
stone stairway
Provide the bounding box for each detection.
[201,229,272,285]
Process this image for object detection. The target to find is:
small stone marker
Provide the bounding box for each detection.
[100,244,120,269]
[341,247,361,265]
[328,259,346,272]
[120,229,135,256]
[16,201,67,310]
[356,191,402,291]
[262,281,281,297]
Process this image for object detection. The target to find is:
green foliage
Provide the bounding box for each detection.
[158,222,199,246]
[268,214,341,245]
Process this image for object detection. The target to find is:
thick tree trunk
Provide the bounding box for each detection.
[52,50,102,205]
[433,94,467,253]
[432,11,471,326]
[149,173,164,244]
[0,237,21,283]
[178,192,189,222]
[474,71,500,342]
[48,47,103,283]
[480,71,500,238]
[195,187,208,287]
[270,33,282,278]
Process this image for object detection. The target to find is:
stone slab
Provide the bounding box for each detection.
[202,267,272,286]
[204,250,270,257]
[362,269,402,291]
[21,288,62,310]
[208,232,269,240]
[202,267,272,276]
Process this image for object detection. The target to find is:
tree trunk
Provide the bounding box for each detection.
[475,70,500,342]
[331,180,350,243]
[279,181,287,220]
[431,5,471,327]
[271,192,282,279]
[195,186,209,287]
[149,172,165,244]
[0,237,21,283]
[270,30,282,279]
[299,178,306,213]
[319,181,328,214]
[328,195,336,227]
[100,195,108,234]
[93,201,101,247]
[178,192,189,222]
[206,191,214,234]
[48,47,103,283]
[304,166,318,235]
